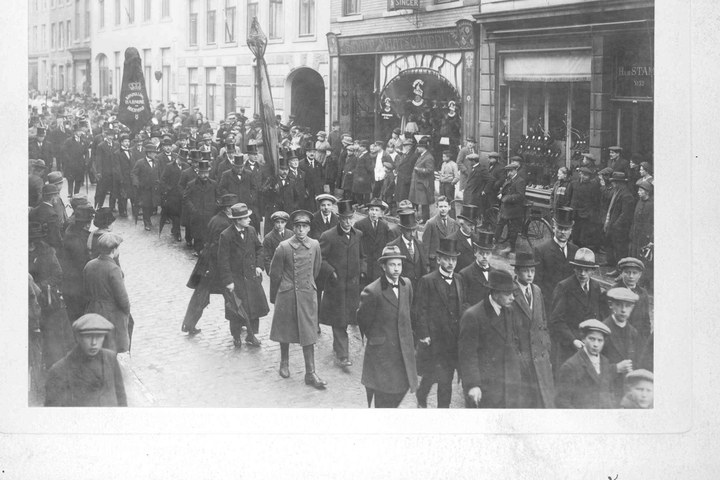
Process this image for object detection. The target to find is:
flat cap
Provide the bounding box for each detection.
[72,313,114,335]
[625,369,654,384]
[605,287,639,303]
[466,153,480,161]
[617,257,645,271]
[97,232,123,250]
[270,211,290,222]
[31,159,47,169]
[578,319,611,336]
[487,151,501,159]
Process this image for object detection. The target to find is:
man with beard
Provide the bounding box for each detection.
[160,142,189,241]
[262,158,300,229]
[183,160,218,254]
[131,142,162,231]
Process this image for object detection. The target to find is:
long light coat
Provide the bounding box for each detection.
[83,255,131,353]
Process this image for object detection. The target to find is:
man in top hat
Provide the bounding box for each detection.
[179,149,202,246]
[533,207,579,311]
[217,203,269,346]
[309,193,339,240]
[422,196,459,269]
[555,319,617,408]
[448,204,479,272]
[459,269,526,408]
[510,251,556,407]
[262,157,300,230]
[29,183,64,251]
[131,142,162,230]
[261,211,294,272]
[603,172,636,272]
[459,230,496,307]
[463,153,491,219]
[357,245,418,407]
[29,159,47,208]
[60,124,88,197]
[549,247,604,369]
[409,136,435,223]
[269,209,327,390]
[601,257,652,341]
[395,137,418,204]
[566,166,602,249]
[183,159,218,254]
[160,139,190,241]
[319,199,366,368]
[93,128,120,211]
[495,161,526,256]
[299,144,326,211]
[456,136,477,192]
[600,287,641,402]
[182,194,252,336]
[608,145,629,176]
[212,134,237,180]
[44,314,127,407]
[115,133,140,219]
[60,204,95,323]
[156,135,178,180]
[29,126,55,168]
[413,238,466,408]
[46,171,69,230]
[354,198,399,283]
[387,209,429,289]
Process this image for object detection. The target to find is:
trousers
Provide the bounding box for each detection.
[332,324,349,359]
[365,387,407,408]
[416,362,455,408]
[496,216,522,251]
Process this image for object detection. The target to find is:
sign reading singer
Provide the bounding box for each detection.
[387,0,420,11]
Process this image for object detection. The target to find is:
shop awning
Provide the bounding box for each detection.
[502,52,591,82]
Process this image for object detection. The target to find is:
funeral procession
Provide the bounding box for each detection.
[27,0,654,408]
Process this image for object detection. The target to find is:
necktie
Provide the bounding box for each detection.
[240,231,245,240]
[441,273,453,282]
[372,220,377,230]
[583,283,589,294]
[525,287,532,306]
[442,218,447,229]
[325,216,329,225]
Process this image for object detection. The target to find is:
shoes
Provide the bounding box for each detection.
[245,335,261,347]
[144,226,151,231]
[233,337,243,348]
[337,357,352,368]
[181,325,201,335]
[279,361,290,378]
[173,234,182,242]
[304,372,327,389]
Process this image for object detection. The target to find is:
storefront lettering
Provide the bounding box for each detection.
[338,31,466,55]
[618,65,653,87]
[388,0,420,10]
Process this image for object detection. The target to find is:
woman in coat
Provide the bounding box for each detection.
[269,210,326,389]
[408,137,435,222]
[83,233,131,353]
[29,222,76,370]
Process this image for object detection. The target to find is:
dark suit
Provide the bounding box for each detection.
[219,165,262,233]
[94,140,119,209]
[131,156,162,228]
[387,234,428,290]
[555,349,617,408]
[309,211,338,240]
[414,270,466,408]
[448,230,475,272]
[60,223,91,322]
[262,175,299,228]
[299,158,325,210]
[602,315,642,401]
[115,147,139,217]
[160,160,188,236]
[459,262,494,307]
[61,135,87,195]
[549,275,603,369]
[421,214,458,268]
[357,275,418,407]
[567,179,602,248]
[182,177,218,253]
[354,217,399,282]
[496,173,526,251]
[29,138,54,166]
[261,227,294,272]
[533,238,579,311]
[464,162,491,214]
[604,184,636,266]
[395,148,418,203]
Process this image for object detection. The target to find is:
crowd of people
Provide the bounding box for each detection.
[28,91,654,409]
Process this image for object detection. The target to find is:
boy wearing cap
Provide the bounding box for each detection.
[601,287,641,401]
[308,193,338,239]
[620,369,653,408]
[602,257,652,340]
[422,196,459,269]
[269,210,326,389]
[354,198,399,283]
[387,210,429,289]
[261,211,294,272]
[357,245,418,407]
[414,239,466,408]
[44,314,127,407]
[555,319,617,408]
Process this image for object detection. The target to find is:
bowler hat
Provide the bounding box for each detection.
[246,143,258,155]
[488,269,515,292]
[606,287,639,303]
[227,203,252,219]
[72,313,115,335]
[610,172,628,182]
[286,154,299,163]
[377,245,406,263]
[397,210,418,230]
[290,209,313,226]
[554,207,575,227]
[29,221,47,240]
[436,238,461,257]
[365,198,388,212]
[511,251,539,268]
[617,257,645,271]
[197,160,211,172]
[392,128,401,135]
[189,149,202,162]
[466,136,477,143]
[119,133,130,142]
[569,247,598,268]
[218,194,239,207]
[337,199,355,217]
[315,193,337,204]
[47,171,64,185]
[457,204,479,225]
[74,204,95,223]
[578,319,611,336]
[472,231,494,250]
[271,211,290,222]
[94,207,116,228]
[42,184,60,196]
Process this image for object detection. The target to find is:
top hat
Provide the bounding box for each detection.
[554,207,575,227]
[378,245,406,263]
[231,153,245,166]
[511,251,539,268]
[197,160,211,172]
[610,172,628,182]
[201,149,213,160]
[472,231,495,250]
[569,247,598,268]
[437,238,461,257]
[227,203,252,219]
[218,194,239,207]
[178,148,189,159]
[188,149,202,162]
[365,198,388,212]
[397,210,418,230]
[315,193,337,204]
[74,204,95,223]
[278,157,289,169]
[578,319,611,336]
[94,207,116,228]
[246,144,258,155]
[29,221,47,240]
[290,209,313,226]
[457,204,479,225]
[488,269,515,292]
[72,313,115,335]
[337,199,355,217]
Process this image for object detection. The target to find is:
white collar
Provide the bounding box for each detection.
[553,237,567,250]
[488,295,503,316]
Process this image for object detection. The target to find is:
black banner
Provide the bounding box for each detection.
[118,47,152,135]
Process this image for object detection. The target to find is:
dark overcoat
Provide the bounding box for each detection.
[309,211,338,240]
[421,214,459,264]
[44,346,127,407]
[60,223,91,299]
[261,227,295,272]
[187,210,232,293]
[408,150,435,205]
[458,262,495,307]
[387,234,428,289]
[602,315,642,398]
[131,156,162,209]
[83,255,131,353]
[29,137,54,164]
[352,151,374,195]
[448,230,475,272]
[179,167,199,226]
[354,217,399,281]
[533,238,579,309]
[182,178,218,249]
[567,179,601,221]
[217,225,270,320]
[299,158,325,204]
[555,349,617,408]
[395,148,418,202]
[464,162,491,211]
[61,135,87,178]
[357,276,418,395]
[262,175,299,221]
[498,174,527,220]
[629,196,653,258]
[605,184,636,240]
[160,160,188,216]
[319,225,365,328]
[29,173,44,207]
[269,235,322,346]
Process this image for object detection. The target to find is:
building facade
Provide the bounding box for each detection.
[476,0,654,187]
[327,0,480,151]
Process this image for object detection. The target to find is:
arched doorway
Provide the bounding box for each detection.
[96,53,110,97]
[287,68,325,134]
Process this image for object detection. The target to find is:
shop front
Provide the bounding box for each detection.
[327,19,477,158]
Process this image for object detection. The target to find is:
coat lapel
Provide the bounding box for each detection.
[487,302,507,340]
[513,285,532,319]
[578,349,602,384]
